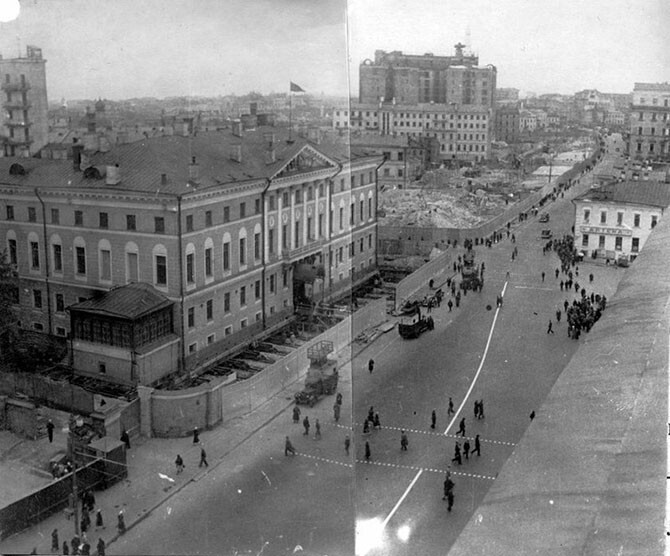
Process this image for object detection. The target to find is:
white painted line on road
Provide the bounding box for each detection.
[379,280,508,532]
[514,285,555,291]
[382,469,423,528]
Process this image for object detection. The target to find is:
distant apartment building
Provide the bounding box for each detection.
[333,102,492,164]
[359,44,496,108]
[519,110,537,133]
[494,106,520,143]
[495,88,519,106]
[573,180,670,261]
[0,124,382,384]
[0,45,49,157]
[628,82,670,161]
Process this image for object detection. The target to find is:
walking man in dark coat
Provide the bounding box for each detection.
[472,434,481,456]
[333,403,340,422]
[478,399,484,419]
[199,446,208,467]
[463,439,470,460]
[51,528,59,552]
[547,320,554,334]
[344,435,350,455]
[431,409,436,430]
[457,417,466,437]
[452,442,462,465]
[400,430,409,451]
[447,397,454,416]
[96,538,105,556]
[47,419,55,443]
[292,405,301,423]
[285,436,296,456]
[365,441,371,461]
[368,359,374,373]
[192,426,200,444]
[303,416,310,436]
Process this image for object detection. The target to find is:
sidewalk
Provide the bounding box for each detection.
[0,341,362,555]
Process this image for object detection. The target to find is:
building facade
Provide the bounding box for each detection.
[573,180,670,262]
[628,82,670,161]
[494,106,520,143]
[0,45,49,157]
[0,124,382,384]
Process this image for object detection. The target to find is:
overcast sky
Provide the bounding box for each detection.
[0,0,667,101]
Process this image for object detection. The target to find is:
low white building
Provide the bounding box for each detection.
[573,180,670,262]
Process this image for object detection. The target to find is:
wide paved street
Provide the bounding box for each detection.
[109,141,624,556]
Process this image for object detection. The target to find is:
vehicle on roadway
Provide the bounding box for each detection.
[398,315,434,339]
[539,213,550,223]
[541,229,552,239]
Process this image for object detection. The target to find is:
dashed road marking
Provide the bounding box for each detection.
[293,451,496,481]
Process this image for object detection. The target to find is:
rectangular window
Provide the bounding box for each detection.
[188,343,197,354]
[33,289,42,309]
[28,207,37,222]
[206,299,213,320]
[255,198,261,214]
[74,210,83,226]
[283,269,289,288]
[223,241,230,271]
[223,206,230,223]
[99,212,108,229]
[186,214,193,232]
[186,253,195,283]
[239,238,246,265]
[9,239,17,265]
[255,279,261,299]
[268,228,275,254]
[207,334,215,345]
[282,224,288,249]
[55,293,65,312]
[617,212,623,226]
[633,213,640,227]
[294,220,300,248]
[598,235,606,248]
[614,236,622,251]
[339,208,344,230]
[127,252,138,282]
[188,307,195,328]
[282,191,289,206]
[368,198,373,219]
[350,203,355,225]
[318,214,324,237]
[205,210,212,227]
[270,274,276,293]
[205,247,212,277]
[651,215,658,228]
[581,234,589,247]
[307,217,312,240]
[100,249,111,281]
[240,285,246,306]
[600,211,607,224]
[51,208,59,224]
[254,233,261,260]
[76,246,86,275]
[269,195,275,210]
[126,214,136,231]
[224,325,232,336]
[632,237,640,252]
[30,241,40,269]
[6,205,14,220]
[154,217,165,233]
[155,255,167,286]
[295,189,302,204]
[53,244,62,272]
[240,318,248,329]
[240,202,246,218]
[224,292,231,313]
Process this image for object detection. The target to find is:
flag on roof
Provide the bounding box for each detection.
[290,81,305,93]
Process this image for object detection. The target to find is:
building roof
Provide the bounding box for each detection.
[633,82,670,92]
[576,180,670,208]
[69,282,173,320]
[0,126,376,196]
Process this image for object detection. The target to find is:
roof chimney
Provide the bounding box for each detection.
[189,156,199,181]
[71,140,83,171]
[264,149,276,165]
[161,173,168,185]
[230,144,242,163]
[250,102,258,116]
[105,164,121,185]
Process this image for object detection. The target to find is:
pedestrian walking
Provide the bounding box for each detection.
[473,400,479,419]
[362,419,370,434]
[314,419,321,439]
[81,541,90,556]
[199,446,208,467]
[463,439,470,460]
[333,403,340,422]
[368,358,374,373]
[120,430,130,450]
[175,454,184,474]
[63,541,69,555]
[367,406,375,423]
[285,436,296,456]
[589,273,594,283]
[51,528,59,552]
[365,441,371,461]
[560,280,564,291]
[472,434,481,456]
[47,419,55,443]
[95,509,103,529]
[96,538,105,556]
[117,511,126,535]
[547,320,554,334]
[555,268,559,279]
[303,416,310,436]
[457,417,466,437]
[400,430,409,451]
[541,271,545,282]
[452,442,462,465]
[447,299,453,312]
[344,434,350,455]
[444,478,455,512]
[447,397,454,416]
[373,413,381,430]
[71,537,80,555]
[80,512,90,534]
[530,410,536,420]
[192,426,199,444]
[336,392,343,406]
[431,409,436,429]
[556,309,561,322]
[478,399,484,419]
[292,405,301,423]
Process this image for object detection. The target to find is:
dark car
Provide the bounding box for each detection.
[541,229,552,239]
[539,213,550,223]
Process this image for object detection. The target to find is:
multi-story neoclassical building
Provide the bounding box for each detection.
[628,83,670,161]
[0,123,382,383]
[572,180,670,262]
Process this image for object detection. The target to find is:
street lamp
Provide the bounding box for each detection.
[68,415,84,536]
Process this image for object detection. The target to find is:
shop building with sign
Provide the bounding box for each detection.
[573,180,670,261]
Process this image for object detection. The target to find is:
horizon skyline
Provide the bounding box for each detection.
[0,0,667,101]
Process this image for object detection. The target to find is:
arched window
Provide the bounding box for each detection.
[222,232,232,274]
[238,227,247,268]
[27,231,40,271]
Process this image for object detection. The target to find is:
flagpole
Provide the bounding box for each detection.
[288,88,293,142]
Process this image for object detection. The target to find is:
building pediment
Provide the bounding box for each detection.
[272,144,339,180]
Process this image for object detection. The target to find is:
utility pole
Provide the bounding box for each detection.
[69,414,83,537]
